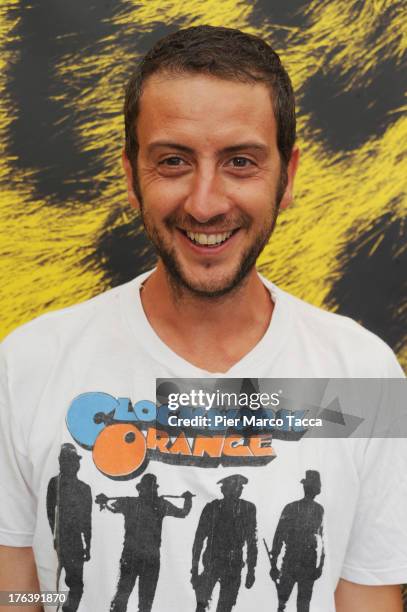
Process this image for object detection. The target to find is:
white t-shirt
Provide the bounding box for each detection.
[0,270,406,612]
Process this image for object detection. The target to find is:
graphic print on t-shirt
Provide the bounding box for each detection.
[50,380,328,611]
[46,444,92,612]
[191,474,257,612]
[65,388,278,480]
[66,378,328,481]
[95,473,193,612]
[47,441,325,612]
[265,470,325,612]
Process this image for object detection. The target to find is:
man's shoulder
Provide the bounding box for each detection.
[268,281,404,376]
[0,276,145,414]
[1,278,138,365]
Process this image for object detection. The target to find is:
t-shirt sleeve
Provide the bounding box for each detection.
[341,434,407,584]
[0,345,36,546]
[341,346,407,584]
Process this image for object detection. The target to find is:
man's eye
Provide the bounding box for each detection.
[160,157,184,166]
[229,157,253,168]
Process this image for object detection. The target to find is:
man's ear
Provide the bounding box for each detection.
[122,149,141,210]
[279,146,300,210]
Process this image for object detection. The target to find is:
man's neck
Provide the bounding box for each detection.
[139,263,274,373]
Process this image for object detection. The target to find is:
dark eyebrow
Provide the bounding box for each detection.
[147,141,269,156]
[220,143,269,155]
[147,141,194,154]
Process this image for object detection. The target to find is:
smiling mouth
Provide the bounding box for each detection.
[180,229,238,247]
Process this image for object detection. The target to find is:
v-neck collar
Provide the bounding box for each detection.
[120,269,291,377]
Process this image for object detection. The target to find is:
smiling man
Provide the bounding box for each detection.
[0,26,406,612]
[131,74,291,302]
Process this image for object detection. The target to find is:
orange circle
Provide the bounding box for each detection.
[92,423,146,477]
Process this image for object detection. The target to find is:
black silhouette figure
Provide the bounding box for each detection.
[268,470,325,612]
[98,473,193,612]
[191,474,257,612]
[46,443,92,612]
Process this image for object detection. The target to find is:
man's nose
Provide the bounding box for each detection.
[183,167,232,223]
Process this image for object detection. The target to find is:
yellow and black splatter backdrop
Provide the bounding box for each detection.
[0,1,406,374]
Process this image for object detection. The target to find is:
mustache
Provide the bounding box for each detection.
[164,211,252,232]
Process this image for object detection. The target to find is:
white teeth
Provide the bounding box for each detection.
[185,230,233,246]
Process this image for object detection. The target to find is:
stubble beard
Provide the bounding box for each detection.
[136,170,287,300]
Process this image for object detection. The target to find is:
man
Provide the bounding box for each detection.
[96,474,193,612]
[266,470,324,612]
[46,444,92,612]
[191,474,257,612]
[0,25,405,612]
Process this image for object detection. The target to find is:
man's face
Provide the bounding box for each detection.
[124,73,298,297]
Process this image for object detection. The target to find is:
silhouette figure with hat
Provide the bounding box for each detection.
[97,473,193,612]
[46,443,92,612]
[191,474,257,612]
[267,470,325,612]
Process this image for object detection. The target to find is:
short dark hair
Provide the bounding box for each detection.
[124,25,296,172]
